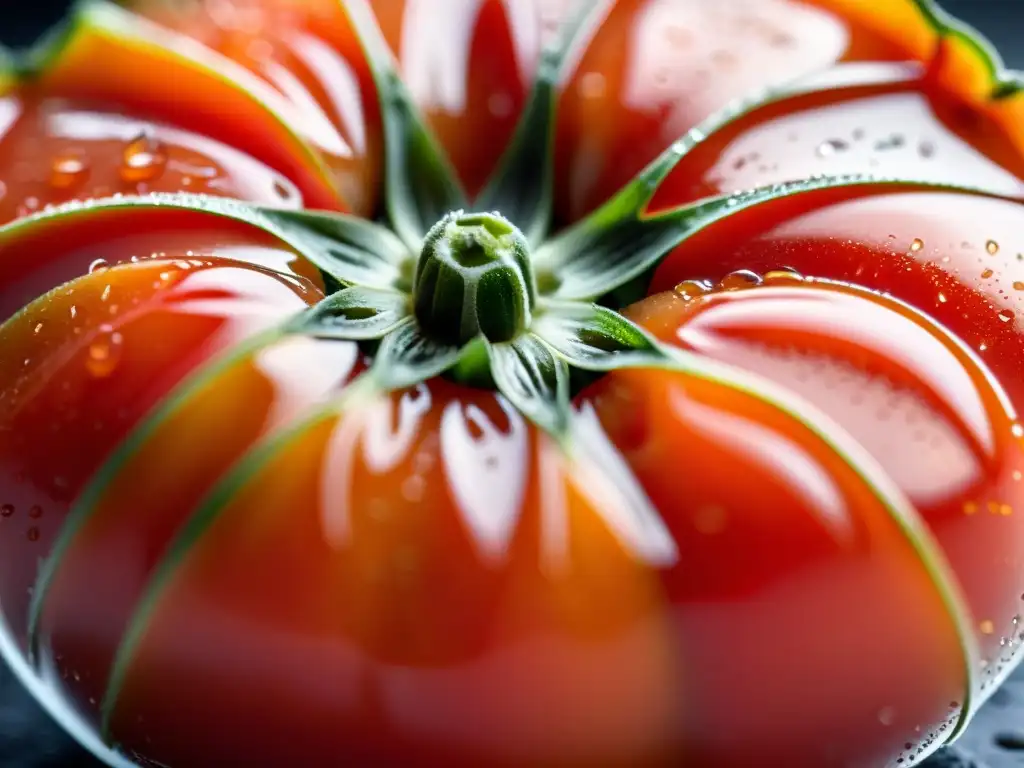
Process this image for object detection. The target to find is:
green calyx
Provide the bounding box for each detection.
[413,211,536,346]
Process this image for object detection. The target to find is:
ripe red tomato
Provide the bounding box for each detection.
[2,2,1024,767]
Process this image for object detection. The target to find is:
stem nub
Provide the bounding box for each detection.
[414,211,536,345]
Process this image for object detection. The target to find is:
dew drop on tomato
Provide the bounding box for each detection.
[673,279,713,301]
[716,269,762,291]
[85,325,124,379]
[120,133,168,184]
[49,153,90,190]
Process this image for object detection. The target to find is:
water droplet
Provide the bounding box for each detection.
[982,268,995,279]
[0,504,13,518]
[50,153,90,190]
[120,133,167,183]
[718,270,762,291]
[673,280,711,302]
[816,138,849,157]
[86,325,124,378]
[909,238,924,253]
[964,501,978,515]
[271,179,295,202]
[27,527,39,542]
[28,505,42,519]
[937,292,948,304]
[918,140,935,159]
[664,24,692,48]
[33,322,43,334]
[981,620,995,634]
[999,309,1015,323]
[988,240,1000,255]
[401,475,426,502]
[69,305,77,319]
[88,258,109,274]
[878,706,896,726]
[763,268,804,284]
[874,134,906,151]
[1012,422,1023,438]
[577,71,606,99]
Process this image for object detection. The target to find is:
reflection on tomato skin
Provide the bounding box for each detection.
[627,278,1024,679]
[649,190,1024,415]
[0,251,324,655]
[7,369,952,767]
[0,98,304,228]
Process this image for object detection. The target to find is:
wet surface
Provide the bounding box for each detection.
[2,1,1024,766]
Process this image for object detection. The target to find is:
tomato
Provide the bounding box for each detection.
[3,2,1024,767]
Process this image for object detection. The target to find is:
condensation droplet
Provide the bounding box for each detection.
[816,138,849,157]
[999,309,1015,323]
[578,71,606,99]
[271,179,294,202]
[674,280,711,302]
[86,325,124,378]
[88,258,109,274]
[121,133,167,183]
[718,270,762,291]
[878,706,896,726]
[0,504,13,518]
[937,292,948,304]
[50,154,90,190]
[28,505,42,519]
[982,268,995,279]
[33,322,43,334]
[988,240,1000,255]
[26,527,39,542]
[763,267,805,284]
[909,238,924,253]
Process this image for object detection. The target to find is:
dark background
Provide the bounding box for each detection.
[2,0,1024,766]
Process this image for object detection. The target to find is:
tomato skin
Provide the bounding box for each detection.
[648,189,1024,414]
[7,1,1024,767]
[126,0,383,214]
[0,229,323,653]
[583,365,968,766]
[646,69,1024,213]
[626,279,1024,677]
[0,98,303,226]
[552,0,940,220]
